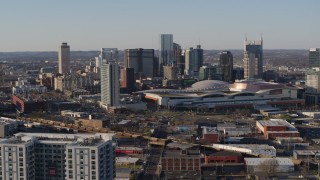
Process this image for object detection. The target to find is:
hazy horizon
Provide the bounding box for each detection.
[0,49,311,53]
[1,0,319,51]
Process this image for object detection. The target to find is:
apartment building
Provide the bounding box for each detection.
[0,133,115,180]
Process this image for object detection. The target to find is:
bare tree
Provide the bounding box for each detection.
[256,159,279,178]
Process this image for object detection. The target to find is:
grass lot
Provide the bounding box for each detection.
[150,110,254,126]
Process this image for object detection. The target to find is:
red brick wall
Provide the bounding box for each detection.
[205,155,242,164]
[266,132,300,140]
[203,134,219,143]
[161,157,200,171]
[264,126,287,133]
[115,149,143,155]
[12,95,25,112]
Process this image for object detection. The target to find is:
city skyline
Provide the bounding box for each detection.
[0,0,319,51]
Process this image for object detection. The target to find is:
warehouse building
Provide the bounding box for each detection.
[212,144,276,157]
[244,158,294,173]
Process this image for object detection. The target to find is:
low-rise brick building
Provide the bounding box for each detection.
[161,150,200,171]
[204,151,243,164]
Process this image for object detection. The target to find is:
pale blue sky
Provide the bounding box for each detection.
[0,0,319,51]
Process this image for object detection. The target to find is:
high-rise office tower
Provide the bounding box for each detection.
[244,36,263,79]
[159,34,173,74]
[193,45,204,73]
[233,67,244,81]
[179,50,185,75]
[173,43,184,74]
[120,67,135,94]
[101,61,120,107]
[100,48,118,64]
[184,45,203,76]
[305,68,320,105]
[124,48,155,78]
[219,51,233,82]
[163,66,178,80]
[199,65,222,80]
[58,42,70,74]
[0,133,115,180]
[173,43,182,65]
[309,48,320,68]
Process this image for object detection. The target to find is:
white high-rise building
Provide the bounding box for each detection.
[99,48,120,107]
[95,56,101,69]
[58,42,70,74]
[101,61,120,107]
[159,34,173,74]
[0,133,115,180]
[184,47,194,76]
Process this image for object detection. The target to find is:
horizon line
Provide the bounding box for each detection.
[0,48,311,53]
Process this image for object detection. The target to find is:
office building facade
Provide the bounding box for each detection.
[58,42,70,74]
[120,67,135,94]
[173,43,182,66]
[219,51,233,82]
[124,48,155,78]
[184,45,203,76]
[163,66,178,80]
[198,66,222,81]
[244,37,263,79]
[309,48,320,68]
[305,68,320,105]
[193,45,204,73]
[159,34,173,74]
[100,48,118,64]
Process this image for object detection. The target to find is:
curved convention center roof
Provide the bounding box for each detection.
[230,80,285,92]
[188,80,230,91]
[137,80,230,94]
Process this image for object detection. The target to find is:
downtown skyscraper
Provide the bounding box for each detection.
[309,48,320,68]
[124,48,155,78]
[58,42,70,74]
[219,51,233,82]
[184,45,203,76]
[243,36,263,79]
[159,34,173,75]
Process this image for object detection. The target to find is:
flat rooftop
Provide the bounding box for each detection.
[294,150,320,156]
[0,117,18,125]
[244,158,294,166]
[224,127,251,131]
[258,120,288,127]
[213,144,276,150]
[166,142,194,150]
[258,119,297,131]
[116,146,143,151]
[14,132,114,141]
[11,133,114,146]
[116,157,140,164]
[162,150,200,157]
[266,131,300,134]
